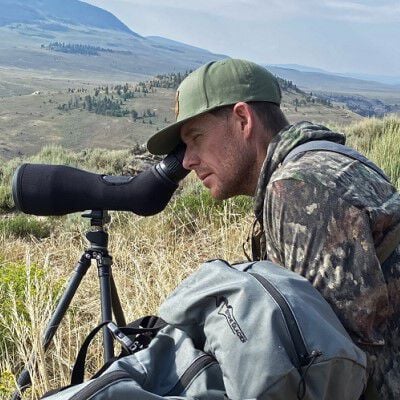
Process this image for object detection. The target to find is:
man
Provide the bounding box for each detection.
[147,59,400,399]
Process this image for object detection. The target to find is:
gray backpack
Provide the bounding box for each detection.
[41,260,367,400]
[41,324,225,400]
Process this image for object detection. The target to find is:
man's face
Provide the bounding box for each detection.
[181,110,254,200]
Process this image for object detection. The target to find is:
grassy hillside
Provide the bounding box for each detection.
[0,116,399,398]
[0,71,362,161]
[0,80,173,160]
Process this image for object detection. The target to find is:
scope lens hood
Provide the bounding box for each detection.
[12,163,27,212]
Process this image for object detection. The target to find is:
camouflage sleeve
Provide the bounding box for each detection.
[264,178,390,345]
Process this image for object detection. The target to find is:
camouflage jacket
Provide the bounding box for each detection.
[252,121,400,398]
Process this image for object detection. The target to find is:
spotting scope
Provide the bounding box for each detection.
[12,143,189,216]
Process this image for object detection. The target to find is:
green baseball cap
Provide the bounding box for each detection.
[146,58,282,155]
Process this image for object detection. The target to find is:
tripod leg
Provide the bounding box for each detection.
[43,255,92,348]
[110,275,126,327]
[11,369,31,400]
[11,254,92,400]
[97,257,114,361]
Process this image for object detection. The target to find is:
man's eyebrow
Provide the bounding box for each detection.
[181,127,203,140]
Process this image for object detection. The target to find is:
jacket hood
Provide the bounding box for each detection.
[254,121,346,219]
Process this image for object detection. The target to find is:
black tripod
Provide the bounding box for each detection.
[11,210,126,400]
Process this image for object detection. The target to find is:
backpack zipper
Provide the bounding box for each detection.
[69,370,131,400]
[164,353,217,396]
[250,272,310,368]
[64,354,216,399]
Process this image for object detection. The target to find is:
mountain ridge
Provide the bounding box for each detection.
[265,66,400,98]
[0,0,137,36]
[269,64,400,87]
[0,0,398,108]
[0,0,227,80]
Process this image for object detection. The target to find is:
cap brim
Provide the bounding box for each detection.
[146,119,185,155]
[147,104,233,155]
[147,111,208,155]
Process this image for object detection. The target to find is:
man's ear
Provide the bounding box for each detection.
[232,102,254,139]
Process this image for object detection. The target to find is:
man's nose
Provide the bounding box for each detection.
[182,147,199,170]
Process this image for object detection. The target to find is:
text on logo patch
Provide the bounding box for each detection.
[214,296,247,343]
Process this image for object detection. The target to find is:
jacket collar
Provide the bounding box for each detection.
[254,121,346,219]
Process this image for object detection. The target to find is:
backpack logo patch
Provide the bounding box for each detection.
[214,296,247,343]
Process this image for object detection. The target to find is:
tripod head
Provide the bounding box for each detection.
[82,210,111,228]
[82,210,111,251]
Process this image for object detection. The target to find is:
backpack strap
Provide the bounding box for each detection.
[70,317,167,385]
[282,140,390,182]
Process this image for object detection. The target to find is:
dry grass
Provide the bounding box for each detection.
[1,115,400,398]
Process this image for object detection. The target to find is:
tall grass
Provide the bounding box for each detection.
[0,115,399,398]
[344,115,400,188]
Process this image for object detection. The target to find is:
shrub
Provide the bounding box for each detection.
[0,261,45,321]
[167,181,253,232]
[83,148,132,174]
[0,259,63,368]
[0,261,46,358]
[0,369,14,398]
[0,215,51,239]
[29,145,79,167]
[0,185,14,213]
[170,183,221,217]
[0,157,24,213]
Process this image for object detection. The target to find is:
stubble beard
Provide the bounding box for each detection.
[213,141,256,200]
[208,115,258,200]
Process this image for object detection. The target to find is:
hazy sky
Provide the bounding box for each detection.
[84,0,400,77]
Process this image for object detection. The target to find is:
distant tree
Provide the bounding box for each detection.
[84,95,93,111]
